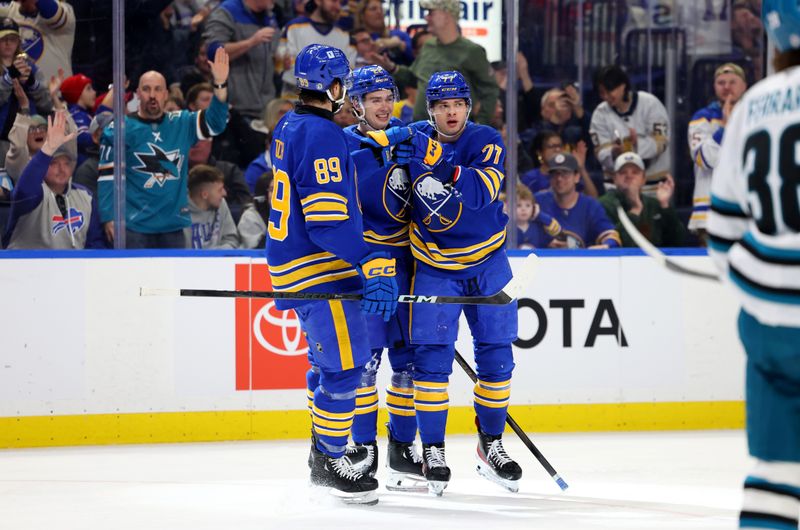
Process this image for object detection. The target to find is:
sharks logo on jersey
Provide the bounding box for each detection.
[413,173,462,231]
[51,207,85,235]
[384,165,411,222]
[133,143,184,189]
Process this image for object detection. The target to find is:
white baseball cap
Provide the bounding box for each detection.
[614,152,645,172]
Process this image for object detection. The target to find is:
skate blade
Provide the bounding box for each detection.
[476,461,520,493]
[385,471,429,493]
[427,480,448,496]
[310,484,379,505]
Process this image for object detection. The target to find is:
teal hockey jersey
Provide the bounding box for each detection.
[408,121,508,278]
[343,118,412,257]
[97,96,228,233]
[266,106,371,309]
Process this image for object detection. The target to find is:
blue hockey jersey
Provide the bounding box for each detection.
[407,121,508,278]
[266,106,371,309]
[97,95,228,233]
[343,118,411,258]
[535,191,620,248]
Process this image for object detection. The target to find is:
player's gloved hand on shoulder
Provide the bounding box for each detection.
[358,251,398,322]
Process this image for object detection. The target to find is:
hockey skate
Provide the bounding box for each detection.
[475,429,522,493]
[351,441,378,478]
[421,442,451,496]
[309,442,379,505]
[385,428,427,492]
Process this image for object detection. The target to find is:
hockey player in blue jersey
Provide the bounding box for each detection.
[339,65,426,491]
[708,2,800,527]
[399,71,522,494]
[266,44,399,505]
[97,48,230,248]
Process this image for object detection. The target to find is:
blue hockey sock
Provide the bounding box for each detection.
[312,368,361,457]
[413,380,449,444]
[473,378,511,436]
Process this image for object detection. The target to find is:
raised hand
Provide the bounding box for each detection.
[656,173,675,209]
[42,110,78,155]
[12,78,29,110]
[208,46,230,85]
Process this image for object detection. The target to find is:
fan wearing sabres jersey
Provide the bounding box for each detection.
[336,65,426,491]
[708,2,800,527]
[399,71,522,495]
[266,45,398,506]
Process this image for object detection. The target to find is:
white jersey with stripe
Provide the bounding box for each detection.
[708,64,800,327]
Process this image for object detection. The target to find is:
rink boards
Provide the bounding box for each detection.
[0,249,745,448]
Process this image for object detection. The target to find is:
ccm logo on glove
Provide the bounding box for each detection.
[424,138,443,166]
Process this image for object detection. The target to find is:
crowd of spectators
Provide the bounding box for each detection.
[0,0,766,250]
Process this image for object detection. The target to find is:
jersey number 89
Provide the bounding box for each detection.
[744,125,800,235]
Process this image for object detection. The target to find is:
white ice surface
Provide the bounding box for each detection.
[0,431,750,530]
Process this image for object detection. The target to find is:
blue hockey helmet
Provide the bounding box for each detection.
[425,70,471,106]
[294,44,353,93]
[762,0,800,52]
[349,65,398,100]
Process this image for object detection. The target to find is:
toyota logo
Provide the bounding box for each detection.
[253,301,307,356]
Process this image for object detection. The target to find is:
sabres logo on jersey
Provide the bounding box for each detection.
[51,207,85,235]
[134,143,183,189]
[18,25,44,66]
[413,173,462,232]
[384,165,411,222]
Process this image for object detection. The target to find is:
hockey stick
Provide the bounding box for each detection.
[616,206,720,281]
[140,253,539,305]
[454,351,569,492]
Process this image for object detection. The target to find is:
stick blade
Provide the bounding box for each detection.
[504,252,539,300]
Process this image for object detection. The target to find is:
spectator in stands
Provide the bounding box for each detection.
[535,86,593,159]
[410,29,431,57]
[386,0,498,125]
[3,111,104,249]
[245,96,293,193]
[97,47,230,249]
[514,182,562,249]
[159,0,210,83]
[521,130,597,197]
[237,171,271,248]
[5,113,49,181]
[688,62,748,239]
[185,82,214,113]
[351,27,391,69]
[391,67,416,124]
[185,163,240,249]
[590,65,670,192]
[0,0,76,82]
[600,152,686,248]
[493,52,541,131]
[72,111,112,196]
[176,40,215,97]
[204,0,279,167]
[732,0,764,80]
[59,73,95,167]
[275,0,356,96]
[536,152,621,249]
[0,17,53,151]
[355,0,413,65]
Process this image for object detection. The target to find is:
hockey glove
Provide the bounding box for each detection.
[364,126,414,148]
[400,133,455,183]
[358,251,399,322]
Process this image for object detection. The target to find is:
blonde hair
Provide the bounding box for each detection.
[516,182,533,202]
[264,97,295,133]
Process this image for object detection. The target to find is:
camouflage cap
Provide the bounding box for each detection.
[419,0,460,20]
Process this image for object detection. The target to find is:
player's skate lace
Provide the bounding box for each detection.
[426,445,446,468]
[487,439,513,467]
[331,456,364,481]
[408,444,423,465]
